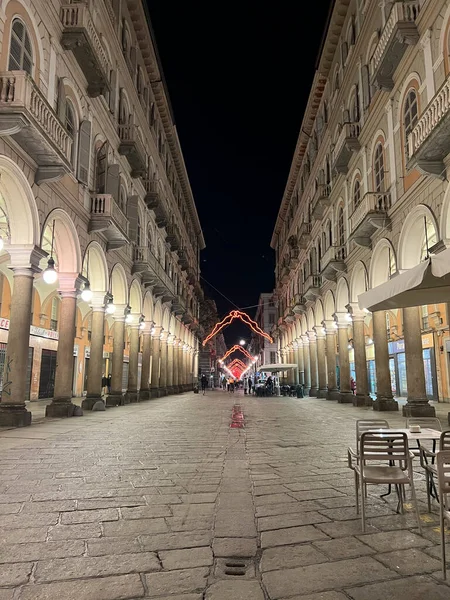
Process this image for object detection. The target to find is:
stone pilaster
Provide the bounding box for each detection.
[175,339,182,393]
[307,331,318,397]
[296,339,305,385]
[402,306,435,417]
[0,247,45,427]
[301,335,311,394]
[334,312,354,404]
[150,326,163,397]
[314,326,328,398]
[159,331,168,396]
[323,320,339,400]
[347,304,372,407]
[166,334,175,395]
[126,317,141,403]
[47,276,83,418]
[83,294,106,410]
[106,305,127,407]
[139,321,153,400]
[372,310,398,411]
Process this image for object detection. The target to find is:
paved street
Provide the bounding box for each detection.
[1,391,450,600]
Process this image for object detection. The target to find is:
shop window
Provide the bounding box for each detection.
[373,143,385,192]
[9,18,33,74]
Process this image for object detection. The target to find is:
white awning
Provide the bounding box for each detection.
[259,363,298,372]
[358,247,450,312]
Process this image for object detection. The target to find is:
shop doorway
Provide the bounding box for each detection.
[38,349,57,399]
[0,343,33,401]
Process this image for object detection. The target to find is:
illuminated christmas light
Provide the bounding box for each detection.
[220,345,253,362]
[202,310,273,346]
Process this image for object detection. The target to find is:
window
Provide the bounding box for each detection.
[420,219,437,261]
[338,206,345,246]
[268,298,274,308]
[404,89,418,157]
[65,100,76,165]
[270,351,276,364]
[50,297,58,331]
[422,305,429,330]
[147,225,153,250]
[137,216,141,246]
[353,179,361,208]
[119,185,127,213]
[9,19,33,74]
[95,143,107,194]
[373,143,385,192]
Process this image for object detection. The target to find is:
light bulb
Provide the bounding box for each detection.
[367,338,373,345]
[125,313,133,323]
[43,258,58,284]
[81,286,93,303]
[106,300,116,314]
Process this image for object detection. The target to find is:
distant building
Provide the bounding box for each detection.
[249,293,278,366]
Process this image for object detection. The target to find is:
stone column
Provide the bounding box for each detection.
[159,332,168,396]
[307,331,318,397]
[0,248,44,427]
[46,278,82,418]
[106,307,126,407]
[126,318,140,403]
[347,304,372,407]
[83,296,106,410]
[402,306,435,417]
[324,320,339,400]
[301,335,311,394]
[296,338,305,385]
[179,343,186,392]
[334,312,354,404]
[139,321,153,400]
[175,339,182,393]
[292,345,300,385]
[314,326,328,398]
[186,347,193,390]
[372,310,398,411]
[166,334,175,395]
[193,349,199,388]
[150,326,162,398]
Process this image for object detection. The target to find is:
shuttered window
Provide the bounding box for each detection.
[77,120,91,185]
[95,142,108,194]
[9,19,33,74]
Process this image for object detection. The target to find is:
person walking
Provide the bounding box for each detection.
[243,376,248,395]
[101,373,108,397]
[201,373,207,395]
[107,373,112,394]
[248,376,253,395]
[350,377,356,395]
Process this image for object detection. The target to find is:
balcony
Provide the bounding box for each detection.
[178,249,189,271]
[311,184,331,220]
[299,222,312,249]
[166,224,181,251]
[287,245,300,268]
[349,191,392,247]
[118,124,146,177]
[144,179,169,228]
[60,2,110,97]
[0,72,72,184]
[407,73,450,177]
[280,262,290,284]
[320,246,346,281]
[332,122,360,174]
[88,194,129,250]
[303,274,322,301]
[172,295,186,316]
[292,294,306,315]
[283,306,295,324]
[371,1,421,91]
[136,247,175,301]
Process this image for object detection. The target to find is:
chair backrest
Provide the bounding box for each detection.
[439,431,450,450]
[356,419,389,444]
[406,417,442,432]
[360,431,409,463]
[436,450,450,497]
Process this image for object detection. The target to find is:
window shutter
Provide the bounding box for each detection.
[362,64,371,110]
[127,195,139,241]
[57,77,66,122]
[109,69,117,114]
[106,163,120,203]
[77,120,91,185]
[130,46,137,76]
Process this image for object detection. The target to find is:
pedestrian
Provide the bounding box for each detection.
[248,377,253,395]
[243,376,248,395]
[107,373,112,394]
[201,373,207,395]
[101,373,108,396]
[350,377,356,395]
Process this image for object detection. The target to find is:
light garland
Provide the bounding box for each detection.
[202,310,273,346]
[220,344,253,362]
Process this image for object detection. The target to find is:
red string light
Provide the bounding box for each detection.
[202,310,273,346]
[220,345,253,362]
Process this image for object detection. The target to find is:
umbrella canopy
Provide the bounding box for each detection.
[259,363,298,372]
[358,247,450,312]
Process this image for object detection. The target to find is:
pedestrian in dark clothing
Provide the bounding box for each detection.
[101,374,108,396]
[201,374,207,395]
[107,374,112,394]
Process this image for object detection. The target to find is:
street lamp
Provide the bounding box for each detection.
[239,339,246,346]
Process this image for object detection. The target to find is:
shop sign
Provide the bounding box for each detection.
[389,336,434,354]
[366,345,375,360]
[73,344,79,357]
[103,351,110,359]
[85,347,90,359]
[421,334,433,349]
[0,317,59,340]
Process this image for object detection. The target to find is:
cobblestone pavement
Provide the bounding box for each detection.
[1,391,450,599]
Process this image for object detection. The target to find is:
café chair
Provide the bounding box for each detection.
[406,417,442,457]
[352,431,421,533]
[436,450,450,579]
[420,431,450,512]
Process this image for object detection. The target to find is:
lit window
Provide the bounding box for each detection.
[9,19,33,74]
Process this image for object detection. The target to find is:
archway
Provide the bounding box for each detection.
[350,261,368,303]
[398,205,439,269]
[335,277,350,312]
[370,239,397,288]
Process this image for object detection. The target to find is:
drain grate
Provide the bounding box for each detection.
[215,558,254,579]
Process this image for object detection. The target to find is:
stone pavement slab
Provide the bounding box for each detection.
[0,392,448,598]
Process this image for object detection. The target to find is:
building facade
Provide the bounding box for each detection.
[249,293,278,366]
[0,0,205,427]
[272,0,450,416]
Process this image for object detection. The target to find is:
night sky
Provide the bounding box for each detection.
[147,1,332,345]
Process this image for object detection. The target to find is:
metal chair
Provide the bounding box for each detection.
[406,417,442,457]
[353,431,422,533]
[420,431,450,512]
[436,450,450,579]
